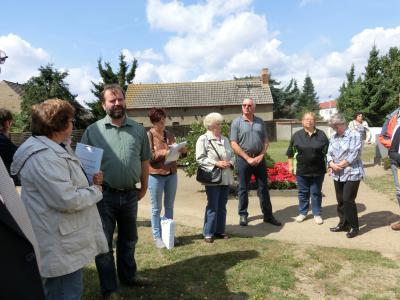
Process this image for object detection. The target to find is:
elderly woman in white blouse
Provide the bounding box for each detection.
[196,113,235,243]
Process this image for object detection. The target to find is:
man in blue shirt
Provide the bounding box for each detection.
[230,98,281,227]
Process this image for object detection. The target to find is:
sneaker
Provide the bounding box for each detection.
[154,238,165,249]
[295,214,306,223]
[314,215,323,225]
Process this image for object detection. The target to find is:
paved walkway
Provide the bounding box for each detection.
[138,165,400,260]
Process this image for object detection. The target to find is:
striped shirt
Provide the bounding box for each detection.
[326,128,364,182]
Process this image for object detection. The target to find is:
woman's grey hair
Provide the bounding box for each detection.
[328,113,347,127]
[203,112,224,130]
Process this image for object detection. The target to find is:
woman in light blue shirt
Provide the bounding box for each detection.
[327,113,364,238]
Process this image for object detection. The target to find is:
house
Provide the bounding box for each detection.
[125,68,274,127]
[319,99,337,121]
[0,80,24,113]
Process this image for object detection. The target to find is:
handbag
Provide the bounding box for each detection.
[196,139,222,184]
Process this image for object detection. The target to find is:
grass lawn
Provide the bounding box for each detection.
[82,221,400,300]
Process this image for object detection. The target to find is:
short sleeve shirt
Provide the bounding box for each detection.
[81,115,151,189]
[230,115,267,155]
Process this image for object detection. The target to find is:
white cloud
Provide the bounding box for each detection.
[122,48,163,62]
[144,0,400,101]
[0,33,49,83]
[63,66,99,106]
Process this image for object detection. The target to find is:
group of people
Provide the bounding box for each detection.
[287,111,364,239]
[0,84,377,300]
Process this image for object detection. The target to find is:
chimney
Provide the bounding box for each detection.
[261,68,269,86]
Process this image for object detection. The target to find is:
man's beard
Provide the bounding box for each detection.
[106,105,126,119]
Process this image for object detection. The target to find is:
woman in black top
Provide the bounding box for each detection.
[286,112,329,224]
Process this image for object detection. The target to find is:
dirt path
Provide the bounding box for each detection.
[138,166,400,260]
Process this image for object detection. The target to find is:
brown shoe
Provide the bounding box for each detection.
[391,221,400,231]
[204,236,214,243]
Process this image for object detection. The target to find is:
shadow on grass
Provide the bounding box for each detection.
[359,210,400,234]
[83,250,258,300]
[225,203,367,238]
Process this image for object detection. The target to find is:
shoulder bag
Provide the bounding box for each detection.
[196,138,222,184]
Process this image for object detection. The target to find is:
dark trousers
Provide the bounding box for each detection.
[237,156,273,218]
[203,185,229,237]
[95,190,138,296]
[333,180,360,230]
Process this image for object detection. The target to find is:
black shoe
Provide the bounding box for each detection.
[263,216,282,226]
[329,225,349,232]
[346,228,359,238]
[121,275,151,287]
[239,215,248,226]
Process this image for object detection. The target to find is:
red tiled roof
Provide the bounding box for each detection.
[319,100,336,109]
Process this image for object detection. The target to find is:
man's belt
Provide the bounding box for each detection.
[102,184,137,193]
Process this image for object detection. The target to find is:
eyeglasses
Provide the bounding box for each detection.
[242,104,252,108]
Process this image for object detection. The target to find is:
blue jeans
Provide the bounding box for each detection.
[237,156,273,218]
[390,164,400,206]
[95,190,138,296]
[148,173,177,239]
[42,269,82,300]
[204,185,229,237]
[296,175,325,216]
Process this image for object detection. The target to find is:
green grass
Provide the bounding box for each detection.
[364,173,396,201]
[81,222,400,300]
[268,141,290,162]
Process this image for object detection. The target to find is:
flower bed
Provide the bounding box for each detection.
[250,162,297,190]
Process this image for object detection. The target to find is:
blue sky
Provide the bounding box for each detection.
[1,0,400,105]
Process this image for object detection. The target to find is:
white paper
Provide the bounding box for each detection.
[161,217,175,249]
[75,143,104,184]
[165,141,186,164]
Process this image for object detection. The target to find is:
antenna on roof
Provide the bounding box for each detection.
[0,49,8,74]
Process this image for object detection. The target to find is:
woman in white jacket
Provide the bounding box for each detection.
[196,112,235,243]
[11,99,107,300]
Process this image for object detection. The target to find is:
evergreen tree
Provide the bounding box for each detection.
[20,64,87,130]
[282,79,300,118]
[87,53,137,120]
[270,75,285,118]
[296,75,319,117]
[361,45,392,126]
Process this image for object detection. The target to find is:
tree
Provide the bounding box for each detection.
[87,54,137,120]
[337,64,363,122]
[281,79,300,119]
[19,64,87,130]
[272,76,300,119]
[296,75,319,117]
[361,45,393,126]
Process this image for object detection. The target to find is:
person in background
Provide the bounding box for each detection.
[81,84,151,299]
[287,112,329,224]
[327,113,364,238]
[388,126,400,230]
[0,108,19,184]
[11,99,107,300]
[196,112,235,243]
[348,111,371,144]
[147,107,186,248]
[230,98,281,227]
[0,157,44,300]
